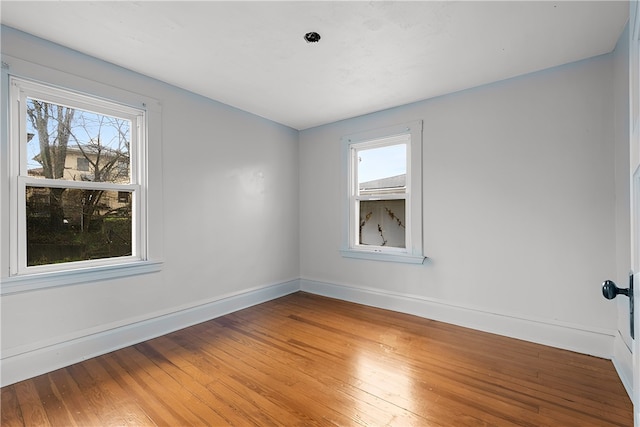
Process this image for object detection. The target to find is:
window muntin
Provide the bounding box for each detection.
[10,77,146,275]
[341,121,424,264]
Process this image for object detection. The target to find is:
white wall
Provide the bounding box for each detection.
[0,26,300,384]
[300,52,619,357]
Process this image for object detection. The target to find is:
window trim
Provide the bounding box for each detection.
[340,120,425,264]
[10,76,146,276]
[1,55,163,295]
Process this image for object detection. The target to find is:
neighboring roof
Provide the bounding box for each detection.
[27,167,44,176]
[66,145,126,157]
[360,174,406,191]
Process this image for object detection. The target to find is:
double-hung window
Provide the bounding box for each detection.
[341,120,425,264]
[7,76,149,280]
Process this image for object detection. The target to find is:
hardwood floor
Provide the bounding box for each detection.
[1,292,633,426]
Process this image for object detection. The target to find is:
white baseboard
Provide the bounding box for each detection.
[0,279,299,387]
[300,279,617,359]
[1,277,620,388]
[611,332,633,400]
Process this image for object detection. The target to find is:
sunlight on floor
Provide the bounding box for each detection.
[354,337,424,425]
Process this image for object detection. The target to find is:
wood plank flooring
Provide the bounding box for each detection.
[1,292,633,426]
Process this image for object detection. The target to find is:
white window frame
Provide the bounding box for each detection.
[1,58,163,295]
[340,120,425,264]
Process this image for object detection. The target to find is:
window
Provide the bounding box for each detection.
[118,191,131,204]
[8,76,147,276]
[76,157,90,172]
[341,121,424,263]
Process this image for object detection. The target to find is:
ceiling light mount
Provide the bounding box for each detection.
[304,32,321,43]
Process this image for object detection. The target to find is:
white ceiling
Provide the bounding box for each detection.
[0,1,629,130]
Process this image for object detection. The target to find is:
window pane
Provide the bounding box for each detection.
[358,144,406,195]
[26,186,132,266]
[26,98,131,183]
[76,157,90,171]
[359,199,405,248]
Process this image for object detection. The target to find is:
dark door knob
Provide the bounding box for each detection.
[601,275,634,339]
[602,279,630,299]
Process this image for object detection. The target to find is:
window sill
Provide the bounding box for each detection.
[0,260,163,295]
[340,249,426,264]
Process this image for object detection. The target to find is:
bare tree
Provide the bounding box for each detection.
[70,113,130,232]
[27,101,130,233]
[26,100,74,230]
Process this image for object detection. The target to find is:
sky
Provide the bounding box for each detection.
[357,143,406,183]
